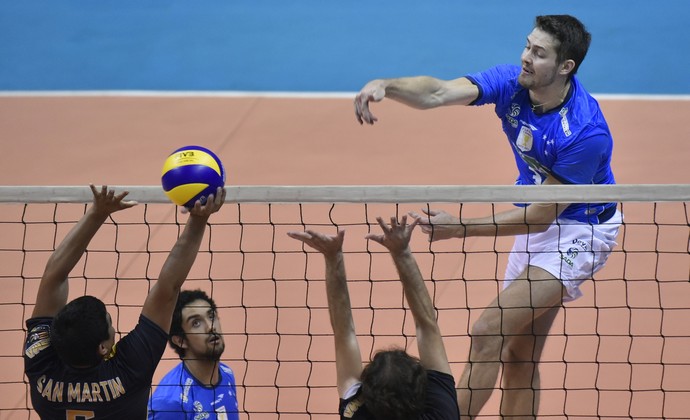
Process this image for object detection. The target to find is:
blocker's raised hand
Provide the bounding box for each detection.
[365,215,418,254]
[287,229,345,259]
[89,184,137,216]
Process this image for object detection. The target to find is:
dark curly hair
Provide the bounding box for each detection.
[360,349,428,420]
[168,289,218,358]
[536,15,592,77]
[51,295,110,368]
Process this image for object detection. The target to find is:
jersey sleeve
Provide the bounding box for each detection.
[23,317,56,376]
[465,64,521,106]
[113,315,168,383]
[551,130,612,184]
[423,370,460,419]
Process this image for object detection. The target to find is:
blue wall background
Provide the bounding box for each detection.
[2,1,689,94]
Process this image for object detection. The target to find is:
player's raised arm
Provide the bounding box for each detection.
[354,76,479,124]
[142,187,225,333]
[32,185,137,318]
[366,215,452,375]
[287,229,363,397]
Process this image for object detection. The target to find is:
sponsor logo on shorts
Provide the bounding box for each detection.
[560,247,579,267]
[560,239,589,267]
[571,238,589,251]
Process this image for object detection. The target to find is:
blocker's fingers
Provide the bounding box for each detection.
[365,233,384,244]
[375,216,391,233]
[115,191,130,201]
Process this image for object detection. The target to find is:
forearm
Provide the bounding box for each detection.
[392,248,451,373]
[381,76,446,109]
[391,249,437,329]
[33,208,110,317]
[141,215,210,330]
[158,215,209,291]
[383,76,477,109]
[460,203,564,237]
[325,252,356,336]
[324,251,364,394]
[42,208,109,281]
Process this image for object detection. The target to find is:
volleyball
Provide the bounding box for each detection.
[161,145,226,208]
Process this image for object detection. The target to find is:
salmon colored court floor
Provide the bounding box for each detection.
[1,96,690,419]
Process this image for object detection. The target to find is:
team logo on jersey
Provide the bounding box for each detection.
[516,125,533,152]
[25,324,51,359]
[509,103,521,117]
[343,396,364,418]
[506,103,520,127]
[193,400,210,419]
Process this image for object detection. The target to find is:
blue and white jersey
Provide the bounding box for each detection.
[466,64,616,224]
[148,362,239,420]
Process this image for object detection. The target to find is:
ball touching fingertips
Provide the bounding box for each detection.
[161,145,226,208]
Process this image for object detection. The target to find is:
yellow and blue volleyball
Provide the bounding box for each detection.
[161,145,226,208]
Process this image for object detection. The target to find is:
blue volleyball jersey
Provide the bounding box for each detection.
[24,315,168,419]
[148,362,239,420]
[466,64,616,224]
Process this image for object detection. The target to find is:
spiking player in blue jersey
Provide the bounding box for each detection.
[24,185,225,419]
[354,15,621,419]
[148,290,239,420]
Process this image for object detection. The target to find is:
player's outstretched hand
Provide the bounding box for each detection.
[287,229,345,258]
[408,209,466,242]
[89,184,137,216]
[365,215,417,255]
[354,80,386,125]
[185,187,226,218]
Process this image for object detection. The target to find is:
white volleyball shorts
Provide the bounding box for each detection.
[504,211,622,302]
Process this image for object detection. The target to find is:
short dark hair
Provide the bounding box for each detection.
[51,295,110,368]
[169,289,218,358]
[535,15,592,77]
[360,349,428,420]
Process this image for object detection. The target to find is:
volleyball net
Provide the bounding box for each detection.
[2,185,689,419]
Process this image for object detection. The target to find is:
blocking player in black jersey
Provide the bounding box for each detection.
[23,184,225,419]
[288,215,459,420]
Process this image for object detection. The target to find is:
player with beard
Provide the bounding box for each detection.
[148,290,239,419]
[354,15,621,419]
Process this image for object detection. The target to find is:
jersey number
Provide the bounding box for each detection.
[66,410,95,420]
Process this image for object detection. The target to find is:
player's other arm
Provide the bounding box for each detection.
[355,76,479,124]
[142,188,225,333]
[287,230,363,397]
[411,176,569,241]
[366,216,451,375]
[32,185,136,318]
